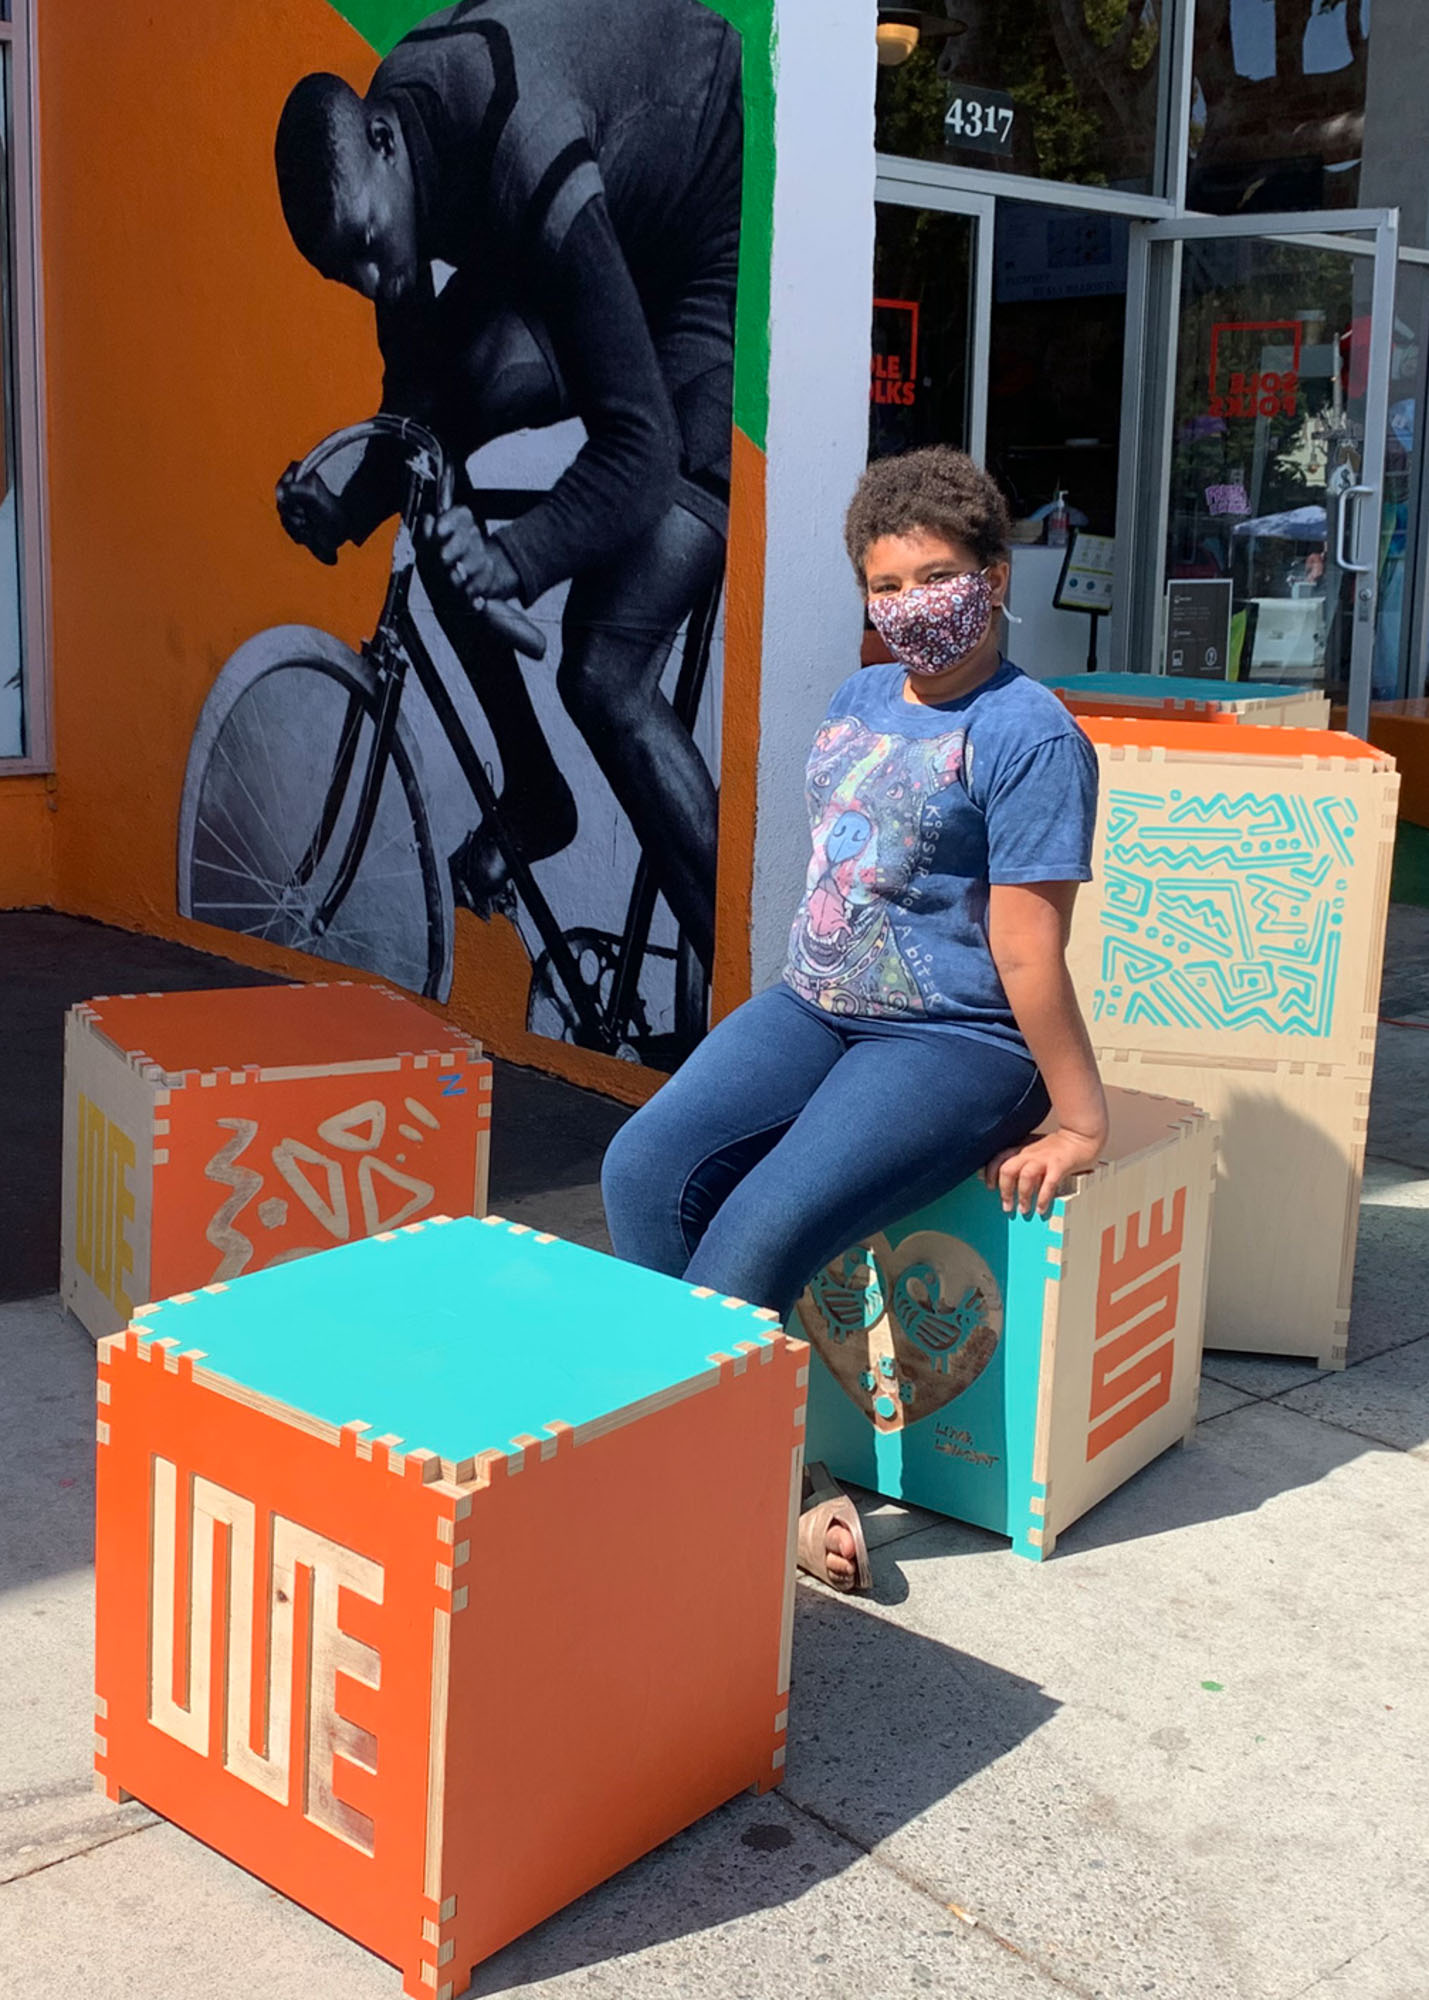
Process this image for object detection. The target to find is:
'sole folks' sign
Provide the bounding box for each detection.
[871,298,919,408]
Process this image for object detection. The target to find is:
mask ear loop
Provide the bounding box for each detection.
[983,565,1023,625]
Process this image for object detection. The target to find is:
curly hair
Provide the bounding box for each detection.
[844,447,1011,583]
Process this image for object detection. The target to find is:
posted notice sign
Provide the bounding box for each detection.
[1055,533,1115,616]
[1165,578,1233,678]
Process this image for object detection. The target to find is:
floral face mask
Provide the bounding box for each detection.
[865,569,994,678]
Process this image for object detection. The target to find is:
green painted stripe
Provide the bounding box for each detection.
[325,1,773,449]
[704,0,774,450]
[325,2,423,55]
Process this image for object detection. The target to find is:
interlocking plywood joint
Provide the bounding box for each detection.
[94,1217,805,1993]
[1049,673,1331,733]
[62,983,492,1340]
[1067,721,1397,1362]
[798,1087,1216,1558]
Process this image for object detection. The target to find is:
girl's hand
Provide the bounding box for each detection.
[982,1126,1106,1219]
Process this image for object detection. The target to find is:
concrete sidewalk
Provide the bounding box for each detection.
[2,913,1427,2000]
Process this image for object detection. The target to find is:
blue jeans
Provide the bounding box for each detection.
[602,984,1050,1321]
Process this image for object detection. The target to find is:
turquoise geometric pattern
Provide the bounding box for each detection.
[1095,787,1356,1037]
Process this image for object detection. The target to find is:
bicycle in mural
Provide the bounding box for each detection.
[177,417,716,1065]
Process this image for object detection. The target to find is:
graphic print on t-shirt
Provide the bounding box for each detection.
[786,715,967,1016]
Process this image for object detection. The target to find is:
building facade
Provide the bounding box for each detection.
[0,1,1422,1095]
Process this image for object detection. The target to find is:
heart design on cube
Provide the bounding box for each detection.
[797,1230,1003,1434]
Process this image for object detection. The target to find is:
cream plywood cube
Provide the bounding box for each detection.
[1096,1051,1370,1367]
[1069,718,1399,1364]
[1048,673,1331,731]
[61,982,491,1340]
[798,1089,1216,1560]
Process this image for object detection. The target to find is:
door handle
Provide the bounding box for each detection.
[1334,484,1375,574]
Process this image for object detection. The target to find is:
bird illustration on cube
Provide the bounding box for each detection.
[797,1229,1005,1434]
[892,1263,987,1374]
[805,1247,886,1342]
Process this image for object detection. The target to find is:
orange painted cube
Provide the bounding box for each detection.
[1331,698,1429,827]
[61,982,491,1339]
[94,1217,807,1998]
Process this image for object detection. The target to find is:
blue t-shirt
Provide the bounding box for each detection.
[782,661,1098,1052]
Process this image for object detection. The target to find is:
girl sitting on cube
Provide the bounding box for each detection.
[603,447,1107,1590]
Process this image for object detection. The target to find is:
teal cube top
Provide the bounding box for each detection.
[131,1219,776,1464]
[1039,672,1306,702]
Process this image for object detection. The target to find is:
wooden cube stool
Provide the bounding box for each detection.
[1331,697,1429,828]
[1068,718,1399,1365]
[94,1216,807,1996]
[797,1088,1215,1560]
[62,981,491,1339]
[1047,672,1331,730]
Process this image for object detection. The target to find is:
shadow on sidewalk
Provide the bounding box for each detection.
[466,1589,1060,1994]
[1,1296,105,1593]
[1,1289,1060,1989]
[872,1387,1404,1574]
[0,910,632,1310]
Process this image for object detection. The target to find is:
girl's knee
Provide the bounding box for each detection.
[599,1112,644,1211]
[601,1096,684,1213]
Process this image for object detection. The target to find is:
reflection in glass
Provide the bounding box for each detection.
[989,204,1127,676]
[0,42,24,759]
[1190,0,1429,233]
[1163,236,1373,694]
[868,203,975,461]
[987,204,1126,538]
[876,0,1159,194]
[1371,265,1426,698]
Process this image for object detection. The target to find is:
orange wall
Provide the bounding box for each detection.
[35,0,743,1103]
[37,3,397,966]
[40,0,390,940]
[0,775,55,904]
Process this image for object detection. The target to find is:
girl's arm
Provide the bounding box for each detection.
[984,879,1108,1217]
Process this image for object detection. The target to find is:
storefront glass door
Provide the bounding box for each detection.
[1376,259,1429,700]
[869,182,994,464]
[1131,212,1397,733]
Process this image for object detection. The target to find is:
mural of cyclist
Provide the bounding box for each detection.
[272,0,741,983]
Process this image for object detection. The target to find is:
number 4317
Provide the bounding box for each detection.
[945,97,1014,144]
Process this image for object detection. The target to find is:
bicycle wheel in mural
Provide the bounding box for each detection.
[177,627,451,998]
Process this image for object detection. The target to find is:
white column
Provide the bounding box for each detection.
[750,0,877,991]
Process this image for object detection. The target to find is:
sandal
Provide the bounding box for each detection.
[797,1462,873,1593]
